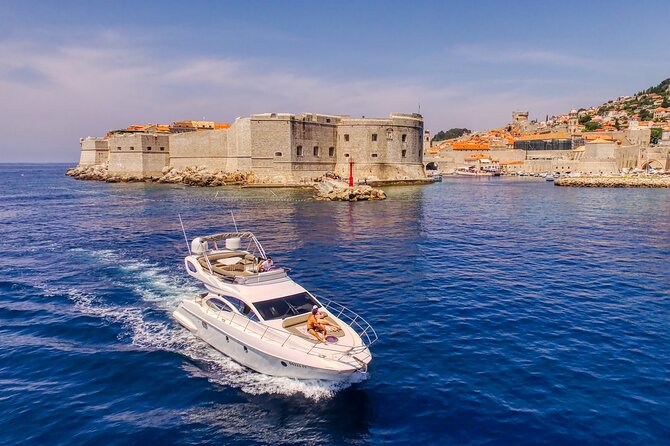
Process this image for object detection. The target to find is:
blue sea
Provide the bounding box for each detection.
[0,164,668,445]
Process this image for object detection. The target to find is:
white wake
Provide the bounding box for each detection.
[55,248,367,400]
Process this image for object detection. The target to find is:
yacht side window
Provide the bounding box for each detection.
[245,310,260,322]
[206,298,232,312]
[221,296,261,321]
[225,296,247,313]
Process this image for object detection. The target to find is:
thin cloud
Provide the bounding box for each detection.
[450,44,596,69]
[0,37,606,162]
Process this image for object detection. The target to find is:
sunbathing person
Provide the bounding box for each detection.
[307,306,328,343]
[316,310,341,331]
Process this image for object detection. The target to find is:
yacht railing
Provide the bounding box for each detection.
[313,295,378,357]
[195,295,377,366]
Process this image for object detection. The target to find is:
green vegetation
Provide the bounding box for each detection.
[639,109,652,121]
[579,114,592,125]
[651,128,663,143]
[640,78,670,96]
[584,121,602,132]
[432,128,471,142]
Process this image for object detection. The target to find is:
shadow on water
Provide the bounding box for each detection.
[180,385,373,445]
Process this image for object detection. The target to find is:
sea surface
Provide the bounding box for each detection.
[0,164,668,445]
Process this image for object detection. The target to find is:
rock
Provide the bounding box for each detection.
[66,164,261,187]
[555,175,670,188]
[314,179,386,201]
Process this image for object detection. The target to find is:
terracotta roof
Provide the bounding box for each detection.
[452,141,490,150]
[583,134,613,140]
[515,132,571,141]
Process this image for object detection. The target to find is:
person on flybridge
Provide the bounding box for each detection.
[259,256,274,272]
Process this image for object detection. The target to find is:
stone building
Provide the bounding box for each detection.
[107,133,170,177]
[567,109,579,134]
[78,137,109,165]
[77,112,425,182]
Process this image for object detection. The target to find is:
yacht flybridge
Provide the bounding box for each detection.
[173,231,377,380]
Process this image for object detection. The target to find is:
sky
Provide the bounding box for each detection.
[1,0,669,162]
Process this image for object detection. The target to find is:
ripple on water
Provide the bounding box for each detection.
[0,168,668,445]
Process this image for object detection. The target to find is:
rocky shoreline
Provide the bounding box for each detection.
[554,176,670,188]
[66,164,387,201]
[66,164,253,186]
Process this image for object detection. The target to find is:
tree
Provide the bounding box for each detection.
[651,128,662,144]
[431,128,471,142]
[639,109,652,121]
[579,114,592,125]
[584,121,602,132]
[614,118,621,130]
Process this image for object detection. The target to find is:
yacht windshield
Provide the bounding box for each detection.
[254,292,318,321]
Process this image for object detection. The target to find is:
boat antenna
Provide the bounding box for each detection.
[178,213,191,255]
[230,210,239,232]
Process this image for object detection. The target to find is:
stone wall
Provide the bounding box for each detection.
[108,133,169,176]
[249,114,293,181]
[335,113,424,180]
[170,129,228,170]
[286,114,338,181]
[79,137,109,165]
[227,117,252,172]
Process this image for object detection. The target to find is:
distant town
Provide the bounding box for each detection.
[425,78,670,177]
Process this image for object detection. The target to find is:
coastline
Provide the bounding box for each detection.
[554,176,670,188]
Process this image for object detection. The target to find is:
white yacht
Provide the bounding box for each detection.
[173,231,377,380]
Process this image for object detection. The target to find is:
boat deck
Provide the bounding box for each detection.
[281,313,345,343]
[197,250,258,278]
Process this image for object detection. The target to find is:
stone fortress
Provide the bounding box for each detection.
[78,112,426,183]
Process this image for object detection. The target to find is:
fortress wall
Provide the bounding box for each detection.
[108,134,169,176]
[285,116,337,180]
[77,112,428,181]
[169,129,228,169]
[625,128,651,147]
[79,138,109,165]
[615,145,640,170]
[584,142,616,160]
[249,116,292,179]
[227,118,252,172]
[335,114,425,180]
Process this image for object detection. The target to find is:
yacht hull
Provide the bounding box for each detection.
[173,303,367,381]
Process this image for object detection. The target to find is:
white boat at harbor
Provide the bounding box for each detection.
[454,166,479,176]
[173,231,376,380]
